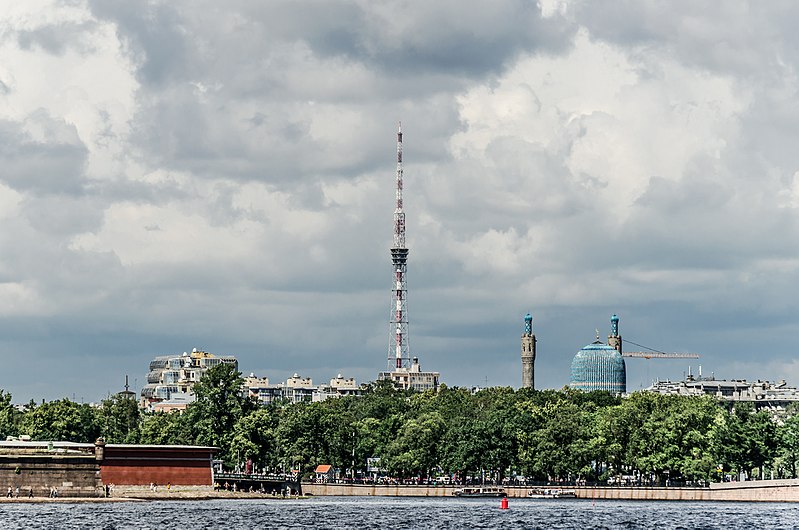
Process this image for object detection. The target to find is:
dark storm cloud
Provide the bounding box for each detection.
[88,0,190,86]
[0,216,123,299]
[92,0,576,85]
[257,0,577,77]
[627,173,799,270]
[83,0,577,194]
[13,0,799,402]
[0,113,88,195]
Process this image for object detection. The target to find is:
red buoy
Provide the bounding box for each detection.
[500,497,509,510]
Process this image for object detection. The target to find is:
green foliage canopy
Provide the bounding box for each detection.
[3,377,796,485]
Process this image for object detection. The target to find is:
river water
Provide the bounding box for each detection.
[0,496,797,529]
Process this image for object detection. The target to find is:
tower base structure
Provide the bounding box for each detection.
[378,357,439,392]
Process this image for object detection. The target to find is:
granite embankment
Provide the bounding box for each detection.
[5,481,799,503]
[0,485,301,503]
[305,479,799,502]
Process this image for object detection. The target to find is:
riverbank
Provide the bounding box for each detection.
[0,485,307,503]
[5,480,799,503]
[304,479,799,502]
[0,497,140,503]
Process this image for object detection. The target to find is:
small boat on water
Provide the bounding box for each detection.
[527,488,577,499]
[453,487,507,498]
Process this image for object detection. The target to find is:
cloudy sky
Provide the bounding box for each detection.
[3,0,799,402]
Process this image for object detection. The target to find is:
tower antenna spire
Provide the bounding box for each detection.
[389,121,410,369]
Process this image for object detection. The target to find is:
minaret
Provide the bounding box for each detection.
[608,313,622,353]
[521,313,536,388]
[388,122,410,370]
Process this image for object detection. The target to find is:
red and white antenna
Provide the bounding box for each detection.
[389,122,410,370]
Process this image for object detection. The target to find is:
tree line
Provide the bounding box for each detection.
[2,363,799,485]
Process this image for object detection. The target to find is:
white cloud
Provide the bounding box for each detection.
[2,0,799,400]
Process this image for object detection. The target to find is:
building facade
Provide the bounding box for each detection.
[646,373,799,413]
[378,357,440,392]
[243,373,362,406]
[141,348,238,409]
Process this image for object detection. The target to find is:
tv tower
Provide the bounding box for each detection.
[389,122,410,370]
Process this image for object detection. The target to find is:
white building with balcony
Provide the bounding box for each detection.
[243,373,363,405]
[140,348,238,410]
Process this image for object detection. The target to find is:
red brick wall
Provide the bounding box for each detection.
[100,446,214,486]
[101,463,211,486]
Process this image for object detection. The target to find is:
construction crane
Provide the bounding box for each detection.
[606,315,700,360]
[622,351,699,360]
[621,339,699,390]
[620,339,699,360]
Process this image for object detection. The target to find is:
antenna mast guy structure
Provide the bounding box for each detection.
[389,122,411,370]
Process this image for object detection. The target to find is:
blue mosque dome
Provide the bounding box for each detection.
[570,340,626,394]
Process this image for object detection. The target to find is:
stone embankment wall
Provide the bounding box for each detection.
[0,441,215,497]
[0,455,101,498]
[304,481,799,502]
[306,484,457,497]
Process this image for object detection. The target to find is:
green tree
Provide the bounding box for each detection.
[0,390,20,440]
[384,411,445,478]
[100,394,142,443]
[777,406,799,478]
[276,402,333,483]
[21,399,101,442]
[346,380,413,475]
[184,363,255,467]
[440,416,486,480]
[712,403,778,479]
[230,407,280,472]
[519,399,595,481]
[140,411,191,445]
[626,394,718,484]
[319,398,359,477]
[353,416,385,476]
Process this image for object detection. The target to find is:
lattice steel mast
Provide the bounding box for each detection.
[389,122,410,369]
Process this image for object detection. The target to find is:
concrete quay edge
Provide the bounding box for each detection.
[0,489,305,503]
[303,482,799,502]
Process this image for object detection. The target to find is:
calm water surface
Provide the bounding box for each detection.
[0,496,797,529]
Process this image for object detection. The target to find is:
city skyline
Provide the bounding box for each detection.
[3,2,799,401]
